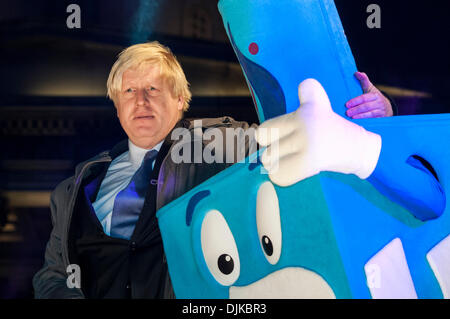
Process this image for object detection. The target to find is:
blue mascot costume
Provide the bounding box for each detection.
[156,0,450,299]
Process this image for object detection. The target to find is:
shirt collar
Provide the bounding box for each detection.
[128,139,163,167]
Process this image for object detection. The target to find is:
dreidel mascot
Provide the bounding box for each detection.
[156,0,450,298]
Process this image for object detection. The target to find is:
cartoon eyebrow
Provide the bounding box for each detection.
[186,190,211,226]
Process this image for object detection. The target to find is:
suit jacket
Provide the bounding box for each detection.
[32,116,258,298]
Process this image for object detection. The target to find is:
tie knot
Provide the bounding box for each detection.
[144,149,158,163]
[138,149,158,174]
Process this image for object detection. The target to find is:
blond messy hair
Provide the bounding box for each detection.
[107,41,192,112]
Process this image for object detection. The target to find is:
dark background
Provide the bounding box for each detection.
[337,0,450,114]
[0,0,449,299]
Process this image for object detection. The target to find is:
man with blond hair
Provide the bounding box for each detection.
[33,42,258,298]
[33,41,444,299]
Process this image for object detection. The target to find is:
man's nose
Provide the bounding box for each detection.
[136,88,150,106]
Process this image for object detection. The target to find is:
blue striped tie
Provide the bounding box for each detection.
[110,150,158,240]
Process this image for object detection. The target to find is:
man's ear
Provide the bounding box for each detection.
[177,96,185,111]
[177,97,185,120]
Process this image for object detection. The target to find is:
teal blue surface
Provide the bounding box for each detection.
[157,153,351,298]
[156,0,450,299]
[157,115,450,299]
[218,0,362,121]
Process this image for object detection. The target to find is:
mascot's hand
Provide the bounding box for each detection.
[255,78,382,187]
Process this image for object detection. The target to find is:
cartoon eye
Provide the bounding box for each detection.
[256,182,282,265]
[201,210,240,286]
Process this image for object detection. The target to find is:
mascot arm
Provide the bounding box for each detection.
[367,144,446,221]
[255,79,445,221]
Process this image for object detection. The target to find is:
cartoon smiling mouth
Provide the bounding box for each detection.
[228,267,336,299]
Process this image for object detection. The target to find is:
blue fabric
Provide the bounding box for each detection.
[157,116,450,298]
[154,0,450,299]
[218,0,362,121]
[367,138,446,221]
[226,23,286,120]
[110,150,158,240]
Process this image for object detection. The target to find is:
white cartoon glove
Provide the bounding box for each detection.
[255,79,382,187]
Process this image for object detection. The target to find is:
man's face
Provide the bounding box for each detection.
[116,63,184,149]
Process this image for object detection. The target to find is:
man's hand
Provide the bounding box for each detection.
[255,79,382,187]
[346,72,393,119]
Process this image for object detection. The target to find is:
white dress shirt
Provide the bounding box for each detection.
[92,140,163,236]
